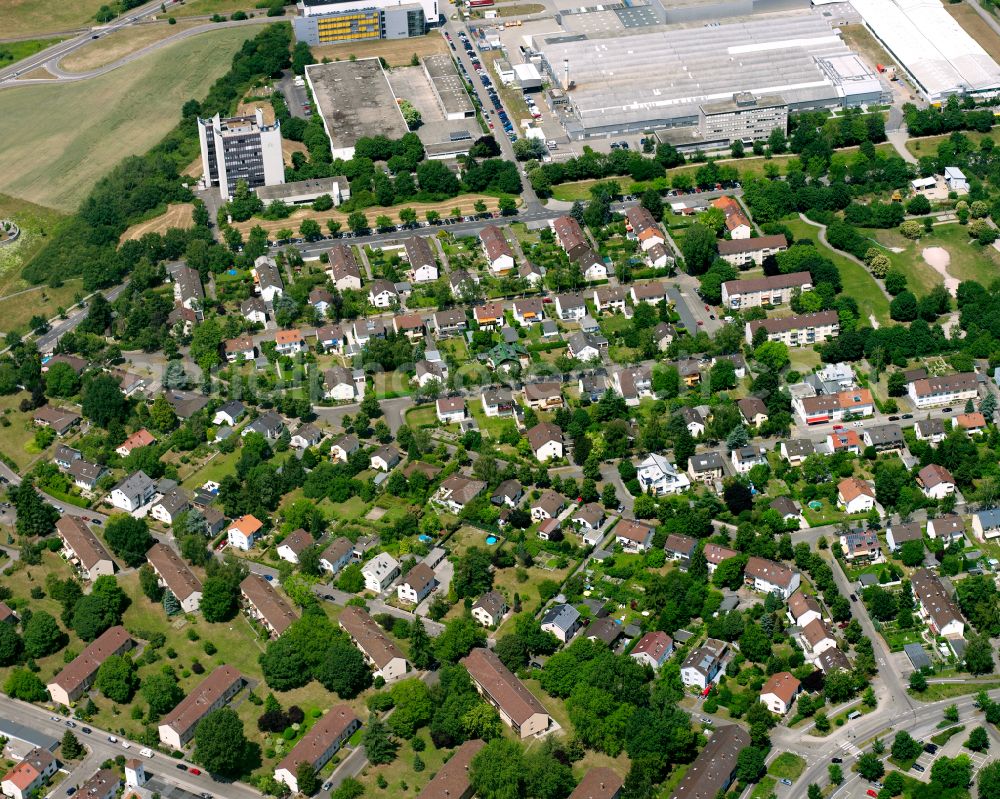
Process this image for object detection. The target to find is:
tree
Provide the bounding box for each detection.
[45,361,80,398]
[882,771,904,796]
[315,639,372,698]
[0,622,23,666]
[807,785,822,799]
[828,763,843,785]
[363,715,398,765]
[891,731,921,763]
[194,707,250,777]
[979,760,1000,796]
[931,755,972,789]
[857,752,884,781]
[964,632,994,675]
[297,761,319,796]
[453,547,494,599]
[81,374,129,428]
[966,726,989,752]
[409,618,434,670]
[470,738,524,799]
[95,654,137,702]
[10,481,59,538]
[22,611,67,659]
[139,563,163,602]
[889,290,918,322]
[736,746,767,782]
[739,624,771,663]
[4,668,48,701]
[200,576,238,623]
[680,223,717,276]
[898,539,925,567]
[388,678,433,738]
[434,616,486,663]
[71,593,118,642]
[142,669,184,716]
[909,670,927,692]
[103,515,153,567]
[61,729,84,759]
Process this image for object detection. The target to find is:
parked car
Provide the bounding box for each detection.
[176,764,188,771]
[912,764,925,773]
[190,768,202,776]
[924,743,938,754]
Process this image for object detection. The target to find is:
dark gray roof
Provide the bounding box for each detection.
[541,603,580,632]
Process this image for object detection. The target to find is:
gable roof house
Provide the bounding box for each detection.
[397,562,438,605]
[1,748,57,799]
[33,405,81,436]
[480,225,515,275]
[368,279,399,309]
[759,672,801,715]
[630,631,673,670]
[554,293,586,321]
[415,739,485,799]
[664,533,698,566]
[670,724,749,799]
[612,364,653,405]
[403,236,438,282]
[712,195,752,239]
[473,301,505,330]
[887,521,923,551]
[472,591,509,628]
[319,537,354,575]
[109,470,156,512]
[227,514,264,551]
[614,519,656,553]
[241,296,268,325]
[840,530,882,562]
[973,507,1000,542]
[800,617,838,657]
[737,396,769,427]
[930,514,967,543]
[513,297,545,325]
[240,573,297,638]
[625,205,665,251]
[339,606,408,681]
[47,626,132,706]
[915,418,947,445]
[541,603,583,643]
[361,552,402,593]
[637,453,692,495]
[787,591,822,629]
[730,445,767,475]
[146,543,202,613]
[254,256,284,302]
[157,665,245,749]
[531,491,565,522]
[462,647,551,738]
[703,543,739,575]
[911,568,966,638]
[593,285,629,314]
[433,474,487,514]
[274,707,361,794]
[527,422,564,462]
[327,244,363,290]
[744,556,800,600]
[718,234,789,267]
[150,489,191,526]
[330,433,359,463]
[436,396,467,424]
[917,464,957,500]
[864,424,905,453]
[173,266,205,313]
[779,438,815,466]
[481,387,514,417]
[276,528,314,564]
[837,477,877,515]
[370,444,402,472]
[687,451,724,485]
[523,381,564,410]
[680,638,729,690]
[629,281,668,306]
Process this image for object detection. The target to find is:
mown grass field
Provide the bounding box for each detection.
[1,0,107,38]
[170,0,285,18]
[0,26,254,211]
[0,193,67,297]
[0,38,65,66]
[59,19,205,72]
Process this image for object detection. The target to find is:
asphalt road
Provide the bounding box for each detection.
[34,284,127,353]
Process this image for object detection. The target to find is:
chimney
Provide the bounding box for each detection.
[562,58,570,91]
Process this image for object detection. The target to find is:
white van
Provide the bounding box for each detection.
[139,748,154,758]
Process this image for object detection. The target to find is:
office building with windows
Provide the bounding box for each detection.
[293,0,437,44]
[197,108,284,200]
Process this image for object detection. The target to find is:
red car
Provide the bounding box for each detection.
[867,791,878,798]
[189,769,202,776]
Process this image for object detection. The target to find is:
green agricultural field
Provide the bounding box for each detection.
[0,26,254,211]
[784,218,890,324]
[2,1,107,38]
[0,38,65,67]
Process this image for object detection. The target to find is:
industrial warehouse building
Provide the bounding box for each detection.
[850,0,1000,102]
[293,0,438,45]
[305,59,410,160]
[423,54,475,120]
[536,13,884,138]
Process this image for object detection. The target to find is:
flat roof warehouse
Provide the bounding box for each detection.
[305,59,409,160]
[537,12,884,137]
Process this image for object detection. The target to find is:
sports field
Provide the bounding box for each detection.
[1,0,107,39]
[0,26,253,211]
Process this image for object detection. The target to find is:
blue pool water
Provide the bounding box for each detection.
[418,534,432,543]
[485,535,498,545]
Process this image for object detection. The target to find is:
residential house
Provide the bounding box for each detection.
[339,606,408,680]
[769,496,803,527]
[404,237,438,282]
[718,234,789,268]
[817,647,853,675]
[578,373,607,402]
[669,725,748,799]
[712,196,752,238]
[449,270,479,299]
[241,297,267,325]
[614,519,655,553]
[432,474,487,514]
[109,470,155,512]
[33,405,81,436]
[915,418,948,445]
[744,556,800,599]
[330,433,359,463]
[274,707,361,794]
[471,591,509,628]
[585,617,621,647]
[315,324,344,352]
[787,591,822,629]
[370,445,402,472]
[213,402,245,428]
[227,514,264,551]
[68,459,106,492]
[837,477,877,515]
[319,537,353,575]
[630,631,673,670]
[840,530,882,562]
[864,424,905,453]
[801,618,838,657]
[324,366,360,402]
[571,503,606,535]
[242,411,285,440]
[680,638,729,689]
[481,387,514,417]
[54,444,81,470]
[625,205,665,250]
[593,285,629,314]
[436,396,467,424]
[150,490,191,527]
[687,451,724,484]
[415,359,448,388]
[828,430,863,455]
[531,491,565,522]
[652,322,676,351]
[368,279,399,308]
[887,521,923,552]
[56,516,114,581]
[527,422,564,462]
[224,335,256,363]
[433,308,468,336]
[397,563,437,605]
[158,665,244,749]
[567,331,608,361]
[760,672,801,715]
[240,574,297,638]
[361,553,401,593]
[721,270,810,309]
[972,508,1000,542]
[954,412,987,435]
[519,261,544,286]
[274,329,305,355]
[680,407,706,438]
[731,445,767,475]
[911,568,966,638]
[173,266,204,312]
[664,533,697,566]
[745,311,839,347]
[1,748,57,799]
[917,464,957,500]
[540,603,583,643]
[491,480,523,509]
[328,245,362,290]
[308,288,333,316]
[47,626,132,706]
[349,318,387,346]
[290,423,322,450]
[704,543,739,575]
[793,388,874,425]
[484,341,529,372]
[908,372,978,409]
[554,293,586,321]
[637,453,691,495]
[76,770,120,799]
[780,439,815,466]
[416,739,485,799]
[394,312,426,340]
[146,544,202,612]
[276,528,314,564]
[480,225,515,275]
[523,381,564,410]
[473,302,504,330]
[513,297,545,325]
[929,514,967,544]
[738,397,769,427]
[462,647,551,738]
[611,364,653,405]
[254,256,284,302]
[629,281,668,306]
